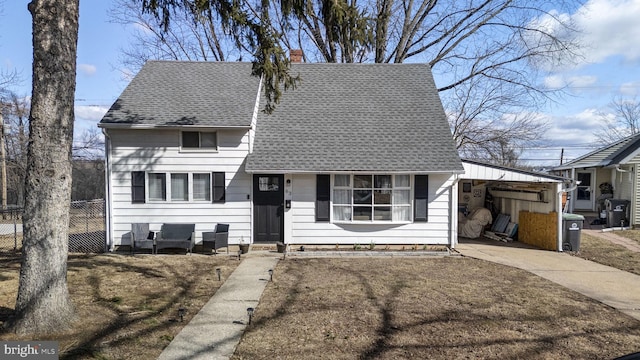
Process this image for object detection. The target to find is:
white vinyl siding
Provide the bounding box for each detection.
[106,128,251,248]
[285,173,454,245]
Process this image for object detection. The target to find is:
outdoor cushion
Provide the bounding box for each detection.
[156,223,196,254]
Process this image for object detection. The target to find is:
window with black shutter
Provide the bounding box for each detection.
[131,171,145,203]
[316,174,330,222]
[212,172,226,203]
[414,175,428,222]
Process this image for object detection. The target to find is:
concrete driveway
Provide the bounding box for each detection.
[456,239,640,321]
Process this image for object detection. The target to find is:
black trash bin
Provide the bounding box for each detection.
[562,213,584,252]
[605,199,630,228]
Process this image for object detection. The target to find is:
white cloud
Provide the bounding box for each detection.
[573,0,640,64]
[568,75,598,88]
[75,105,109,122]
[544,75,597,90]
[544,75,565,89]
[544,109,602,144]
[530,0,640,69]
[77,63,97,76]
[620,81,640,96]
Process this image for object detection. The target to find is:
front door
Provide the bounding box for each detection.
[253,174,284,242]
[575,170,595,210]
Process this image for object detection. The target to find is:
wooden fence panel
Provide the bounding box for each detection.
[519,211,557,251]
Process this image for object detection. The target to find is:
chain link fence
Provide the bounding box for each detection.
[0,199,105,254]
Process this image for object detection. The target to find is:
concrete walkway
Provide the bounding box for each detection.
[583,228,640,252]
[157,253,279,360]
[456,240,640,321]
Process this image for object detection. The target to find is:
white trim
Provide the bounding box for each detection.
[146,171,214,203]
[246,169,463,174]
[331,174,414,224]
[556,182,563,252]
[102,128,113,251]
[249,75,264,154]
[98,123,251,130]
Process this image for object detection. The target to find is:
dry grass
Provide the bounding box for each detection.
[0,252,238,359]
[614,230,640,243]
[3,232,640,359]
[233,257,640,360]
[574,233,640,276]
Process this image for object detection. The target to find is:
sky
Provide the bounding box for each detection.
[2,0,640,166]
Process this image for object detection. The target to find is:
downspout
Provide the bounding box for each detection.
[570,168,576,213]
[615,165,631,173]
[614,165,633,227]
[247,74,264,244]
[449,174,460,249]
[557,179,579,252]
[101,128,113,252]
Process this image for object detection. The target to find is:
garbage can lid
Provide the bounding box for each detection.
[562,213,585,221]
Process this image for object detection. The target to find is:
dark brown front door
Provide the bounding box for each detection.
[253,174,284,242]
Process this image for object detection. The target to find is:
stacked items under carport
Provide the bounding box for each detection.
[484,214,518,242]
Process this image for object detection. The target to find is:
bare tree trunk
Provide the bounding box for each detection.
[11,0,78,335]
[1,110,7,219]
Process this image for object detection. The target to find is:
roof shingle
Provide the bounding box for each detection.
[100,61,259,127]
[246,63,463,173]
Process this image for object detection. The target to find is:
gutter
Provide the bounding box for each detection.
[243,169,466,175]
[97,123,251,130]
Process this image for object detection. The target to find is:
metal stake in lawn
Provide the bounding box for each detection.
[216,267,221,281]
[268,269,273,281]
[178,306,186,322]
[247,307,254,325]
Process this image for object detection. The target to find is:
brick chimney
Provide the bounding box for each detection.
[290,49,303,63]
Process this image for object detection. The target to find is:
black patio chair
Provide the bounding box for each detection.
[202,223,229,255]
[131,223,154,254]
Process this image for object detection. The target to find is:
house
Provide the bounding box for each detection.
[98,59,468,250]
[99,59,570,251]
[553,133,640,228]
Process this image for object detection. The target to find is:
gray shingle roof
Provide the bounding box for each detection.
[100,61,259,127]
[554,132,640,170]
[246,63,463,173]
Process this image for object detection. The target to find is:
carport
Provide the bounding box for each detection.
[452,159,573,251]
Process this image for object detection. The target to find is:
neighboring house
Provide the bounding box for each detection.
[554,133,640,227]
[99,60,466,250]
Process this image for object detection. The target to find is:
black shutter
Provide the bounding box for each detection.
[316,174,330,222]
[131,171,145,204]
[414,175,428,222]
[212,172,225,203]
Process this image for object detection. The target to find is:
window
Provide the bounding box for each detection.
[182,131,217,149]
[171,174,189,201]
[331,174,413,223]
[132,172,222,203]
[149,173,167,201]
[194,173,211,201]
